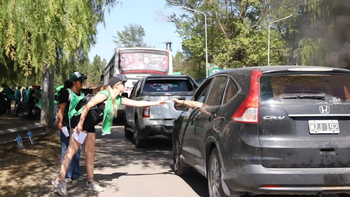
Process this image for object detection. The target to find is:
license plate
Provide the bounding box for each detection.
[308,120,339,134]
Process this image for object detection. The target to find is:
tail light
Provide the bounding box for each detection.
[232,70,262,123]
[142,106,150,118]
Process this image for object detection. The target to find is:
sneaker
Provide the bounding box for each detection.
[65,178,72,183]
[72,175,86,181]
[55,178,67,196]
[86,181,104,192]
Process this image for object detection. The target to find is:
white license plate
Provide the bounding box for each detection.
[308,120,339,134]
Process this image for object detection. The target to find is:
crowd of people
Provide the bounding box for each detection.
[0,83,41,116]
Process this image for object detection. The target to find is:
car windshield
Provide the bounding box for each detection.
[260,73,350,104]
[143,80,194,92]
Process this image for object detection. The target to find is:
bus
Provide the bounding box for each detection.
[103,47,173,96]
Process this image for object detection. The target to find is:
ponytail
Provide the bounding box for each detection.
[107,86,118,117]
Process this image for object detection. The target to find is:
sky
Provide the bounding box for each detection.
[88,0,183,63]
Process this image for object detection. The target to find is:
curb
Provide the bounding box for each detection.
[0,123,50,145]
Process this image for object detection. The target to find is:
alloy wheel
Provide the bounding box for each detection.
[209,155,221,197]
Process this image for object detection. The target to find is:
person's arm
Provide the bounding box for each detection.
[122,97,167,107]
[57,103,67,131]
[172,98,202,108]
[76,93,108,132]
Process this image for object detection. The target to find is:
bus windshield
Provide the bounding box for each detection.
[119,51,169,74]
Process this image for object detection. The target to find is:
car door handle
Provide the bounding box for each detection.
[208,112,217,121]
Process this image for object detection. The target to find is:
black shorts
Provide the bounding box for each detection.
[71,114,95,132]
[71,104,105,133]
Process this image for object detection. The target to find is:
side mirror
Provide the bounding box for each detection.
[121,92,128,98]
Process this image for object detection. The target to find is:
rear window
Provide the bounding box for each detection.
[260,73,350,103]
[143,80,194,92]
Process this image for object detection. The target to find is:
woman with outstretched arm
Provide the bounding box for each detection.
[55,75,166,196]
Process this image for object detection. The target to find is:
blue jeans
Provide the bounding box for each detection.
[59,129,82,179]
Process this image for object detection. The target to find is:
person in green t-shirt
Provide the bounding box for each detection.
[14,86,22,108]
[55,75,167,196]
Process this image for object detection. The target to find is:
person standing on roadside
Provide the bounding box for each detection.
[27,84,39,118]
[14,86,22,108]
[22,87,28,104]
[1,83,13,114]
[57,71,88,184]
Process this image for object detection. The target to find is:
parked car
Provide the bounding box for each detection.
[172,66,350,197]
[125,75,198,148]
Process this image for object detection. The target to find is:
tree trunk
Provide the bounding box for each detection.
[48,68,55,127]
[40,68,49,124]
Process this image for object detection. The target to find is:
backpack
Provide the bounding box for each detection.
[74,93,105,125]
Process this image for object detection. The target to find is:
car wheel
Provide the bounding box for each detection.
[134,118,146,148]
[173,137,192,176]
[208,148,227,197]
[124,117,133,139]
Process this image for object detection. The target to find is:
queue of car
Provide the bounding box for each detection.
[125,66,350,197]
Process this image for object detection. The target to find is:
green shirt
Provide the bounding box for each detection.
[67,89,85,127]
[2,86,13,99]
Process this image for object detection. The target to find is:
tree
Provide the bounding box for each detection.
[271,0,350,67]
[166,0,289,78]
[113,23,151,47]
[0,0,119,85]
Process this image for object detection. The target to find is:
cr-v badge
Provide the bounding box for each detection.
[263,116,285,120]
[319,105,330,114]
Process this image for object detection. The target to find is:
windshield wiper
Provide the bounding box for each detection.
[281,93,326,100]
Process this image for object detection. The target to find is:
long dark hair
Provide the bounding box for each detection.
[58,80,73,95]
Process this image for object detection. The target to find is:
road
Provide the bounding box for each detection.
[44,125,209,197]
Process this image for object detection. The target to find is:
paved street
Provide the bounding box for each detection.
[42,125,209,197]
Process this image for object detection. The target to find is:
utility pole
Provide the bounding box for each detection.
[170,3,208,77]
[268,14,293,66]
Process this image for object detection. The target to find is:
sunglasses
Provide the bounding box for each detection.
[116,81,126,85]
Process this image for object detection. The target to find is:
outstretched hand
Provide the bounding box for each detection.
[158,99,167,105]
[172,98,181,104]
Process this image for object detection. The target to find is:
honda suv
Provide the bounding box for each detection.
[172,66,350,197]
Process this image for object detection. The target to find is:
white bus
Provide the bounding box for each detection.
[104,47,173,96]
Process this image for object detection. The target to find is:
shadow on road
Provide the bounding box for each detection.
[170,166,209,197]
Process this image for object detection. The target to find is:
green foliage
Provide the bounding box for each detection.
[113,23,152,48]
[166,0,290,78]
[167,0,350,79]
[0,0,119,85]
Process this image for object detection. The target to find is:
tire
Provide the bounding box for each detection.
[134,118,146,148]
[124,117,133,139]
[208,148,228,197]
[173,137,192,176]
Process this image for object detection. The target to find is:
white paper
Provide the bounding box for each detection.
[61,126,70,137]
[72,128,87,144]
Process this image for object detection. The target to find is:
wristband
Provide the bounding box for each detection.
[182,100,185,105]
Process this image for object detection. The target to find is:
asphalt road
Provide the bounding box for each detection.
[41,125,340,197]
[44,125,209,197]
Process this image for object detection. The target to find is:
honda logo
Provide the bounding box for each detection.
[319,105,330,114]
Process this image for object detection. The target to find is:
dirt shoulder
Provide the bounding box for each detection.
[0,114,38,130]
[0,128,61,197]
